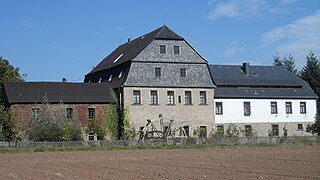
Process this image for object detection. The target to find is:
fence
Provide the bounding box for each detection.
[0,136,319,148]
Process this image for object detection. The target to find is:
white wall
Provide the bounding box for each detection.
[215,99,317,124]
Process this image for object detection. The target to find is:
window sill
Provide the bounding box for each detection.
[199,104,208,106]
[132,104,142,106]
[184,104,193,106]
[216,114,223,115]
[166,104,175,106]
[150,104,159,106]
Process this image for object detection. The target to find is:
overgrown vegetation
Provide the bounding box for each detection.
[104,104,119,139]
[25,98,82,141]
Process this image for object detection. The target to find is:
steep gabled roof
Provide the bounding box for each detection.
[209,64,317,99]
[87,25,184,75]
[2,82,117,104]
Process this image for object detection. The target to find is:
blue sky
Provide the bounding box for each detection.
[1,0,319,82]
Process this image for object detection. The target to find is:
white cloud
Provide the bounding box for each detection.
[224,40,246,57]
[261,10,320,68]
[206,0,297,20]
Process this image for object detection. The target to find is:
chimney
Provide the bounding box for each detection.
[128,38,131,43]
[243,62,250,76]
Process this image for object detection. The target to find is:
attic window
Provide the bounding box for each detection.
[160,45,166,54]
[118,71,123,78]
[98,77,102,83]
[113,54,123,63]
[108,74,113,81]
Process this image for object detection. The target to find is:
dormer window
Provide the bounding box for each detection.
[174,46,180,55]
[118,71,123,78]
[160,45,166,54]
[113,54,123,63]
[98,77,102,83]
[108,74,113,81]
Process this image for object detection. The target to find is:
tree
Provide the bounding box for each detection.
[104,104,119,139]
[0,105,19,142]
[306,114,320,136]
[25,101,82,142]
[273,54,298,75]
[0,56,23,82]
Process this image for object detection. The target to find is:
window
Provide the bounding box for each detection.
[155,68,161,77]
[178,95,181,103]
[199,126,207,137]
[300,102,306,114]
[88,108,95,119]
[108,74,113,81]
[199,91,207,105]
[272,125,279,136]
[133,90,141,104]
[88,133,94,141]
[216,102,223,115]
[271,102,278,114]
[167,91,174,105]
[113,54,123,63]
[245,125,252,137]
[217,125,224,134]
[98,77,102,83]
[298,124,303,130]
[118,71,123,78]
[185,91,192,105]
[285,102,292,114]
[183,126,189,137]
[160,45,166,54]
[244,102,251,116]
[66,108,73,119]
[32,108,40,119]
[174,46,180,55]
[150,91,158,105]
[180,68,186,77]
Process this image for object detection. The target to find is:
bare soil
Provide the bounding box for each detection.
[0,146,319,180]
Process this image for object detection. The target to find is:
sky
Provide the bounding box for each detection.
[1,0,319,82]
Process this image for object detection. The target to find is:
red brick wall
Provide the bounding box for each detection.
[10,103,111,129]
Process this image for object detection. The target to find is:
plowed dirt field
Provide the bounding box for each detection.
[0,146,319,179]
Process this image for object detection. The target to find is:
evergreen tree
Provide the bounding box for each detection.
[273,54,298,75]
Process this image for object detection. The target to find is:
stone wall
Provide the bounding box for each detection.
[123,87,215,137]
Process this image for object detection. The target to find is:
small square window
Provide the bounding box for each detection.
[174,46,180,55]
[300,102,306,114]
[216,102,223,115]
[133,90,141,104]
[185,91,192,105]
[245,125,252,137]
[88,132,94,141]
[271,102,278,114]
[183,126,189,137]
[150,91,158,105]
[180,68,186,77]
[66,108,73,119]
[199,126,207,137]
[298,124,303,130]
[286,102,292,114]
[160,45,166,54]
[167,91,174,105]
[199,91,207,105]
[88,108,95,119]
[32,108,40,119]
[155,68,161,77]
[244,102,251,116]
[272,124,279,136]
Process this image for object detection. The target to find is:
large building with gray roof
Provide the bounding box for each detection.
[85,25,215,137]
[209,63,317,136]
